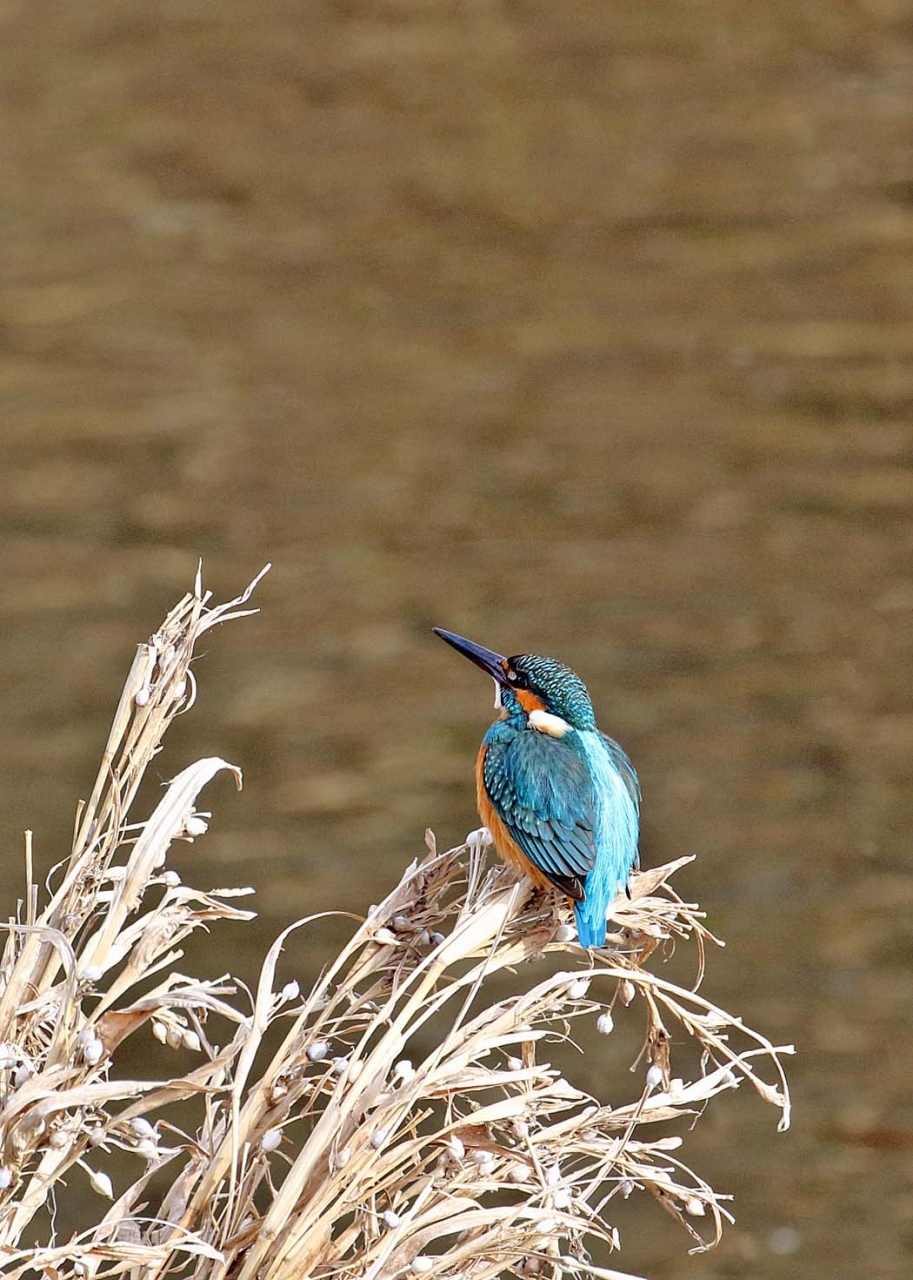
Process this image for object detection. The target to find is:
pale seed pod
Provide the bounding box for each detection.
[306,1042,329,1063]
[646,1064,664,1090]
[182,1029,202,1053]
[87,1167,114,1198]
[596,1012,614,1035]
[260,1128,283,1152]
[83,1038,104,1067]
[618,979,636,1006]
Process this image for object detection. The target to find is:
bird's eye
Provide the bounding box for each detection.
[507,670,518,683]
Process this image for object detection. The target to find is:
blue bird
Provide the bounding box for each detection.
[434,628,641,948]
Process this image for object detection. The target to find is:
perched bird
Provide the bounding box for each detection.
[434,628,641,948]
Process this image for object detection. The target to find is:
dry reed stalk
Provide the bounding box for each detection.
[0,569,793,1280]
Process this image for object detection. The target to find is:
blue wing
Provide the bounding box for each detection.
[482,728,599,900]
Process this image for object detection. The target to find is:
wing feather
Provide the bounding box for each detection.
[599,732,641,807]
[482,730,598,898]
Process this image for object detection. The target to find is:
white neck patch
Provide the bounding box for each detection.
[528,708,572,738]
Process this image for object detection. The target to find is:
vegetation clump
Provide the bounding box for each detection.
[0,569,791,1279]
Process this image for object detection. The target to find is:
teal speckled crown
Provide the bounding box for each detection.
[509,654,597,731]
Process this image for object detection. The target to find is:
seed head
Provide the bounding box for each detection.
[646,1064,664,1090]
[261,1129,283,1153]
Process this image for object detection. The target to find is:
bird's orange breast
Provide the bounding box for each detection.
[475,744,553,891]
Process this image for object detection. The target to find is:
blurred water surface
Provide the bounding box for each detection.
[2,2,913,1276]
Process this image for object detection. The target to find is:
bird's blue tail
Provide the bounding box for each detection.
[574,899,608,950]
[573,848,635,949]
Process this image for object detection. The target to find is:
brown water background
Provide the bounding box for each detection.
[2,3,913,1276]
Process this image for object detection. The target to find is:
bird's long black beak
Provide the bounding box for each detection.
[433,628,508,683]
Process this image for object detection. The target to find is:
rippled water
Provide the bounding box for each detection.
[2,3,912,1275]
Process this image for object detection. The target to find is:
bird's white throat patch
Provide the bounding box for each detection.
[528,708,572,738]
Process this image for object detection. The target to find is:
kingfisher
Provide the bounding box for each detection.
[434,628,641,949]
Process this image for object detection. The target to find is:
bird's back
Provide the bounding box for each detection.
[572,729,640,947]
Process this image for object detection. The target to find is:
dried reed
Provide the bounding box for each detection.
[0,569,792,1280]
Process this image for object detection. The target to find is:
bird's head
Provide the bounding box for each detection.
[433,628,597,734]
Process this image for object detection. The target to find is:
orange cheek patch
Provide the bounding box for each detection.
[516,689,546,714]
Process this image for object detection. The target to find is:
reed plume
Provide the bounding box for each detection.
[0,568,792,1279]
